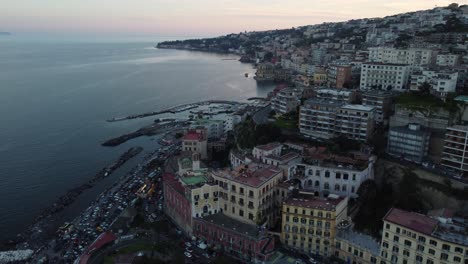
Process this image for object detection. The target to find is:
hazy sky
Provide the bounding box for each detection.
[1,0,461,37]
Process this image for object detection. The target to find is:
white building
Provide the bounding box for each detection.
[252,142,282,160]
[368,47,437,66]
[314,88,357,104]
[299,99,376,142]
[360,63,411,91]
[287,156,376,198]
[190,119,225,139]
[410,70,458,99]
[271,88,302,115]
[436,54,460,67]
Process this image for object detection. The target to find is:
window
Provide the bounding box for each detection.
[403,250,410,257]
[454,256,461,262]
[248,213,254,220]
[440,253,448,260]
[415,255,423,262]
[429,240,437,246]
[442,244,450,251]
[455,247,463,254]
[239,210,244,217]
[325,171,330,178]
[417,245,424,252]
[428,249,435,255]
[396,227,401,233]
[335,172,341,179]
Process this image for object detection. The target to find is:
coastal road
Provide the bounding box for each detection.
[253,104,271,125]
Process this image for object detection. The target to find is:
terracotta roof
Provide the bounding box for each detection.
[255,142,282,151]
[284,195,345,211]
[79,232,117,264]
[212,163,282,188]
[183,131,204,141]
[384,208,438,236]
[162,172,186,194]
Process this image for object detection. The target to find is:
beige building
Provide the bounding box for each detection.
[335,227,382,264]
[210,163,284,227]
[182,128,208,159]
[381,208,468,264]
[280,192,348,257]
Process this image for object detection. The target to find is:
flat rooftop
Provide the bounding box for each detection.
[197,213,261,239]
[341,104,375,112]
[283,194,345,211]
[336,228,381,256]
[255,142,282,151]
[212,163,282,188]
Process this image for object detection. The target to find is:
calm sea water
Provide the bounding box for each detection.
[0,36,274,239]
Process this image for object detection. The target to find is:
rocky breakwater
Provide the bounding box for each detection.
[5,146,143,249]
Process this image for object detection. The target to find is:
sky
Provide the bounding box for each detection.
[0,0,463,37]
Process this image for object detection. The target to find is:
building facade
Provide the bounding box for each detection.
[368,47,437,66]
[288,155,375,198]
[271,88,302,115]
[442,125,468,179]
[360,63,411,91]
[210,163,284,227]
[362,90,396,124]
[381,208,468,264]
[410,70,458,99]
[190,119,225,140]
[299,99,376,142]
[182,129,208,159]
[327,65,352,88]
[280,192,348,257]
[387,123,431,163]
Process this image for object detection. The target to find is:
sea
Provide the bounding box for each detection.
[0,35,275,240]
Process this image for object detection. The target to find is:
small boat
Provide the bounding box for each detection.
[245,73,248,77]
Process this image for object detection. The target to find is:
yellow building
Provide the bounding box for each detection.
[335,227,382,264]
[210,163,284,227]
[380,208,468,264]
[280,192,348,257]
[313,67,328,86]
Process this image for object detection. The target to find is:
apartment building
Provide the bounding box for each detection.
[410,70,458,99]
[210,163,284,227]
[362,90,396,124]
[280,192,348,257]
[442,125,468,179]
[271,88,302,115]
[387,123,431,163]
[368,47,437,66]
[190,119,225,140]
[300,99,341,140]
[436,54,460,67]
[360,63,411,91]
[288,154,375,198]
[336,104,376,142]
[299,99,376,142]
[381,208,468,264]
[327,65,352,88]
[182,129,208,159]
[314,88,357,104]
[163,153,219,235]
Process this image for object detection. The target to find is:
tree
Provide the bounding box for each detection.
[419,82,431,95]
[264,52,273,62]
[396,169,424,212]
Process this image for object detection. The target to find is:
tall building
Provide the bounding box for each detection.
[280,192,348,257]
[381,208,468,264]
[387,123,431,163]
[442,125,468,179]
[210,163,284,227]
[299,99,376,142]
[360,63,411,91]
[362,90,396,124]
[327,65,352,88]
[436,54,460,67]
[271,88,302,115]
[182,129,208,159]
